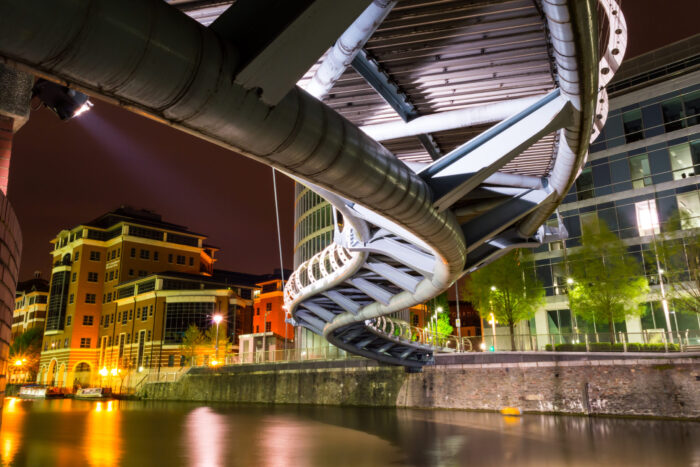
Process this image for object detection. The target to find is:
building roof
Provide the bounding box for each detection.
[16,277,49,294]
[608,34,700,96]
[83,205,204,236]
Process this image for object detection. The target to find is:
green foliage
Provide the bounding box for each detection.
[551,342,679,352]
[9,327,43,380]
[568,218,649,343]
[181,325,205,365]
[464,249,545,350]
[205,325,228,350]
[644,210,700,315]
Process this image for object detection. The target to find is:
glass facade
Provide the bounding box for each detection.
[533,79,700,337]
[293,183,334,267]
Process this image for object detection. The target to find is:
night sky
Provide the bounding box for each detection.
[8,0,699,281]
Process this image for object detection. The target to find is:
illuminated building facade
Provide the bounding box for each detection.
[98,272,255,376]
[12,275,48,338]
[239,277,293,361]
[38,206,220,387]
[529,36,700,340]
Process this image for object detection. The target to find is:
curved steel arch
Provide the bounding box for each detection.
[0,0,626,367]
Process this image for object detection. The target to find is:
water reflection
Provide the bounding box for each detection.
[1,398,698,466]
[185,407,228,467]
[85,399,121,466]
[1,398,22,464]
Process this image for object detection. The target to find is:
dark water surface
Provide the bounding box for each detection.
[0,398,698,466]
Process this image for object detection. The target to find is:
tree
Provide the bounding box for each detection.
[205,325,228,361]
[464,249,545,350]
[425,292,453,345]
[568,217,649,343]
[646,210,700,316]
[180,325,204,365]
[9,327,42,381]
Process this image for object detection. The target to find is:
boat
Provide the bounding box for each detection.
[74,387,112,400]
[18,385,64,399]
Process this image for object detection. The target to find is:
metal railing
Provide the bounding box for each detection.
[480,329,700,352]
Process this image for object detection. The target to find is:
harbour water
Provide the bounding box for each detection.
[0,398,698,466]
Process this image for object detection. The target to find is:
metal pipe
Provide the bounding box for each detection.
[0,0,466,279]
[304,0,396,100]
[361,95,544,142]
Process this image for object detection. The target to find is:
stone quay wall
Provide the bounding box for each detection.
[139,352,700,420]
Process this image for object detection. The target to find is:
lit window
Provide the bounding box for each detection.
[677,192,700,229]
[669,143,698,180]
[80,337,91,348]
[635,199,660,236]
[629,154,652,188]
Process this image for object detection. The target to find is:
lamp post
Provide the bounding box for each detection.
[489,286,498,350]
[454,282,462,351]
[213,313,223,365]
[434,306,442,344]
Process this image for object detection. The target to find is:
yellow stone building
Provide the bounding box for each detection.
[37,207,261,389]
[12,274,49,338]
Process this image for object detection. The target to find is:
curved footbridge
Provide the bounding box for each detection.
[0,0,626,367]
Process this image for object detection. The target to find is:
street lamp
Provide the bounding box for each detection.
[213,313,223,364]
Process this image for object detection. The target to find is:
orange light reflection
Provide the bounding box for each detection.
[85,400,121,466]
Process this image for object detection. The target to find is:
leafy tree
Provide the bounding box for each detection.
[180,325,204,365]
[568,217,649,343]
[645,210,700,316]
[205,325,228,360]
[425,292,453,345]
[9,327,42,381]
[464,249,545,350]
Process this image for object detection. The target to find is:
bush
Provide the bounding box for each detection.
[589,342,611,352]
[554,343,587,352]
[545,344,552,351]
[626,343,641,352]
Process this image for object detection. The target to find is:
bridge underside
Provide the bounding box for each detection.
[0,0,626,366]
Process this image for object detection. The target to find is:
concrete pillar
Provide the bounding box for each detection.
[535,308,550,350]
[625,315,644,343]
[0,63,33,403]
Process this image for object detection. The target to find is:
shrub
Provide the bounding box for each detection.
[626,343,641,352]
[589,342,611,352]
[554,343,587,352]
[545,344,552,351]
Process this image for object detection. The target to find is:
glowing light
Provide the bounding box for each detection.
[14,360,22,367]
[490,286,497,291]
[566,277,574,285]
[659,268,664,274]
[95,402,102,412]
[99,367,108,377]
[107,401,113,412]
[212,314,223,324]
[74,101,93,117]
[110,368,118,376]
[479,343,486,350]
